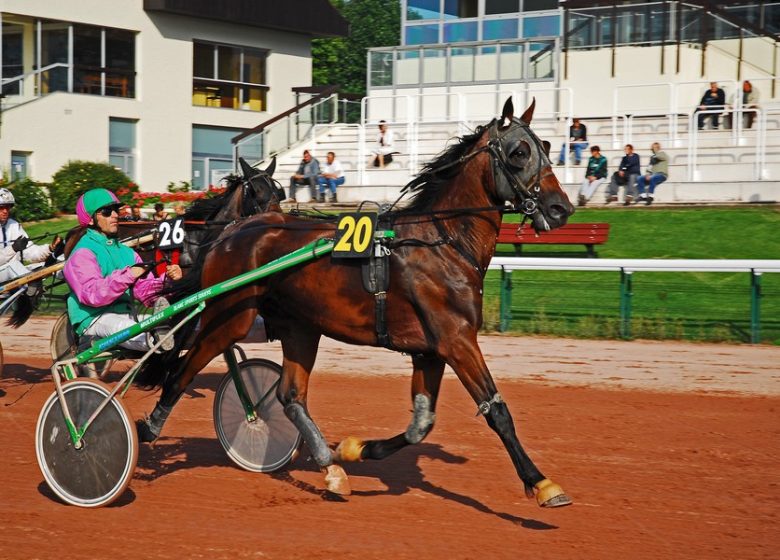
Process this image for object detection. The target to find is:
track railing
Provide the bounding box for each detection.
[489,257,780,342]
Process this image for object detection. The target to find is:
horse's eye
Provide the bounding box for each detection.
[507,140,530,168]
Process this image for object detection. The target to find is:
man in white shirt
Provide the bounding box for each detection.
[317,151,345,203]
[0,187,60,285]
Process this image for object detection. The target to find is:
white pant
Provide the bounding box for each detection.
[0,259,32,284]
[579,178,605,200]
[82,312,150,352]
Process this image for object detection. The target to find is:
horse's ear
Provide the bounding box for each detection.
[238,157,256,178]
[520,98,536,125]
[264,156,277,177]
[500,97,514,128]
[542,140,551,157]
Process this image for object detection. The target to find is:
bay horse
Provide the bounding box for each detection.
[139,98,576,507]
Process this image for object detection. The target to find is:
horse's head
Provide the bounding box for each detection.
[237,157,285,215]
[488,97,574,231]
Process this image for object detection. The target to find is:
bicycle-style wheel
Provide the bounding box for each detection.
[214,359,300,473]
[35,379,138,507]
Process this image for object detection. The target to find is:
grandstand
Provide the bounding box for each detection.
[235,1,779,204]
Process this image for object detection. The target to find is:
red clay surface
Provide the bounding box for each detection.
[1,318,778,559]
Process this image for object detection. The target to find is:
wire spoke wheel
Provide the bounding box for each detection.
[35,380,138,507]
[214,359,300,473]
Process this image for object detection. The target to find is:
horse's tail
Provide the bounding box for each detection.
[6,291,35,329]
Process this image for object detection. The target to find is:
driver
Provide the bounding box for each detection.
[63,188,182,351]
[0,187,62,286]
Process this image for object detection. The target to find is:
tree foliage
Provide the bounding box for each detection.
[312,0,400,97]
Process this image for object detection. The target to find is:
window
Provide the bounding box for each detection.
[444,21,478,42]
[486,0,519,15]
[405,24,440,45]
[192,42,268,112]
[523,0,558,11]
[109,118,136,180]
[407,0,440,21]
[70,24,135,98]
[192,126,241,189]
[522,14,560,38]
[10,152,30,182]
[443,0,478,20]
[483,18,519,40]
[2,23,24,96]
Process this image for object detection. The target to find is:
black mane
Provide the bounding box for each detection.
[397,123,491,213]
[184,176,241,221]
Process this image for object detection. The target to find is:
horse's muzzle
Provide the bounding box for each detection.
[540,192,575,230]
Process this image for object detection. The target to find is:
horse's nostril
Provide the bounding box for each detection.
[548,204,567,220]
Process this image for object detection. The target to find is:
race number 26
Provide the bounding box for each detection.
[157,218,185,249]
[333,213,377,258]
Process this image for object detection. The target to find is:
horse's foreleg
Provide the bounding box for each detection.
[276,329,350,495]
[137,304,257,443]
[335,354,444,462]
[444,336,572,508]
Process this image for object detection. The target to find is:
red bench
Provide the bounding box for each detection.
[497,222,610,258]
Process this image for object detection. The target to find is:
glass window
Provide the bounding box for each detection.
[192,42,268,112]
[407,0,440,21]
[523,0,558,11]
[522,15,560,38]
[444,21,478,42]
[109,118,136,180]
[39,23,68,94]
[528,41,554,79]
[2,23,24,96]
[370,51,394,87]
[486,0,519,15]
[405,24,439,45]
[10,152,29,182]
[105,28,135,97]
[483,18,519,40]
[443,0,478,20]
[192,125,242,189]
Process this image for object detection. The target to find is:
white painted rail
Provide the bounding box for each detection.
[489,257,780,274]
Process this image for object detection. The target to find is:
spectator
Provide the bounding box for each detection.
[174,203,186,216]
[557,118,588,165]
[118,205,132,221]
[635,142,669,206]
[131,207,143,221]
[153,202,168,221]
[289,150,320,203]
[0,188,61,286]
[696,82,726,130]
[370,120,395,168]
[726,80,759,130]
[317,151,345,203]
[606,144,640,205]
[577,145,608,207]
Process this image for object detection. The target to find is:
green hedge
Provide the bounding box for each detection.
[49,161,137,212]
[8,178,54,222]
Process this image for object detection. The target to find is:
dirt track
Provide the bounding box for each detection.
[1,318,778,559]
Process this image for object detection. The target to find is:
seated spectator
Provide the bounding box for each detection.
[118,205,132,221]
[696,82,726,130]
[725,80,759,130]
[317,151,345,203]
[289,150,320,203]
[605,144,640,205]
[174,203,186,216]
[130,207,143,221]
[577,145,608,207]
[153,202,168,221]
[370,120,395,168]
[557,118,588,165]
[635,142,669,206]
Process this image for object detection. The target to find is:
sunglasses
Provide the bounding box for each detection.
[97,204,122,217]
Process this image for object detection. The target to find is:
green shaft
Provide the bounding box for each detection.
[77,237,336,363]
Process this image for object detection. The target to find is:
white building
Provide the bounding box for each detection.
[0,0,347,190]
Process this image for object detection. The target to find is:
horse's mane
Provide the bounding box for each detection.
[184,176,241,221]
[397,123,490,213]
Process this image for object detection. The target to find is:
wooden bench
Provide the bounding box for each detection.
[497,222,610,258]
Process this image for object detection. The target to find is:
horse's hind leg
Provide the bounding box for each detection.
[276,328,350,495]
[444,335,572,508]
[335,354,444,462]
[138,303,257,442]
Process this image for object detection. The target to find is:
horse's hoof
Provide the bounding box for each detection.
[323,464,351,496]
[136,418,159,445]
[534,479,572,508]
[334,436,365,462]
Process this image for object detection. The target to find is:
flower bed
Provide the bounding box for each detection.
[119,185,226,207]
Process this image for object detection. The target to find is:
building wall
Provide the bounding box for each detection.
[0,0,313,189]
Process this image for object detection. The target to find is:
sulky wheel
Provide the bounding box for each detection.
[0,338,3,377]
[213,359,300,473]
[35,379,138,507]
[50,312,113,379]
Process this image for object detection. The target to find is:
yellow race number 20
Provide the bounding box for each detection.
[333,213,376,257]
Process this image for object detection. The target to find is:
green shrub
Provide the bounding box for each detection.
[8,178,54,222]
[50,161,135,212]
[166,180,191,193]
